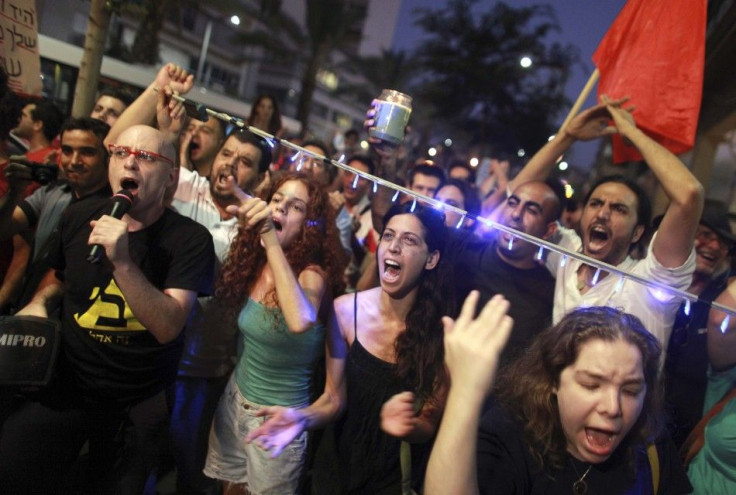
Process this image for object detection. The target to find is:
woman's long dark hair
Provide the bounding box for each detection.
[381,203,454,404]
[496,306,664,471]
[247,94,283,136]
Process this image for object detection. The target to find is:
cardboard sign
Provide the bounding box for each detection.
[0,0,41,96]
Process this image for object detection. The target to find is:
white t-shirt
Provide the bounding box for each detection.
[171,167,237,263]
[546,227,695,350]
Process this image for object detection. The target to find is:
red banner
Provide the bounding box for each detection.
[592,0,706,163]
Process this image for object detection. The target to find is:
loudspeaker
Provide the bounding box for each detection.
[0,316,60,387]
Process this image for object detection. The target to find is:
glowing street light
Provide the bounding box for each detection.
[520,56,533,68]
[444,138,453,147]
[558,161,569,171]
[428,147,437,157]
[517,149,526,157]
[469,157,479,167]
[230,15,241,25]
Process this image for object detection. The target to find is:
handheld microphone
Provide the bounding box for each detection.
[87,189,134,263]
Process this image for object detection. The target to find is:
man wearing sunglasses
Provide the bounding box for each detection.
[0,124,215,494]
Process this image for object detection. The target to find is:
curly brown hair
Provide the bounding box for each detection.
[216,172,347,314]
[496,306,664,471]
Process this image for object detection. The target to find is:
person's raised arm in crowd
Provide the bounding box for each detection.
[364,102,403,233]
[424,292,513,495]
[509,98,622,191]
[518,95,703,268]
[104,63,193,147]
[601,97,703,268]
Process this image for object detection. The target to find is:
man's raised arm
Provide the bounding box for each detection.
[603,97,703,268]
[509,98,623,191]
[104,63,193,147]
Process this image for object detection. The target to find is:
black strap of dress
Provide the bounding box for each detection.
[353,291,358,342]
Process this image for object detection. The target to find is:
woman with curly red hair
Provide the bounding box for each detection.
[203,171,345,494]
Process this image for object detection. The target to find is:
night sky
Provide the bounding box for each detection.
[392,0,628,169]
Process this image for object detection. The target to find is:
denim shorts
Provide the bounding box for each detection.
[203,376,308,494]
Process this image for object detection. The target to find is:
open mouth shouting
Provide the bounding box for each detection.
[120,177,139,195]
[587,223,611,252]
[382,259,401,284]
[214,168,234,190]
[583,426,620,459]
[188,139,202,159]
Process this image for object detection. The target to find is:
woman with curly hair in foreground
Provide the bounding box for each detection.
[204,172,346,494]
[425,302,692,495]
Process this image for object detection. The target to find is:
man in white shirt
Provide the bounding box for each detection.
[516,96,703,349]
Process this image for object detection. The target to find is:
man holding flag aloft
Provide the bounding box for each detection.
[509,0,707,351]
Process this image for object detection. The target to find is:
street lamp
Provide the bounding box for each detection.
[520,56,532,68]
[196,14,242,85]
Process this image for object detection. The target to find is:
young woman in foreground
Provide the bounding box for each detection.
[426,296,692,495]
[247,202,453,493]
[203,172,345,494]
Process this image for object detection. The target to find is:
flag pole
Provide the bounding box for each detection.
[557,68,599,134]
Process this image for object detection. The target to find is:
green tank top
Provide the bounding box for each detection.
[235,298,325,406]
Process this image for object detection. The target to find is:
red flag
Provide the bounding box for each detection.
[592,0,706,163]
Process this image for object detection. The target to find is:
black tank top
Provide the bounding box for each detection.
[334,292,403,493]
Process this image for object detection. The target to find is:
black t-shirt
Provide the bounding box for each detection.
[450,233,555,368]
[477,402,693,495]
[49,198,215,405]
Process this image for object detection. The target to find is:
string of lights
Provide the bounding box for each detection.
[167,91,736,328]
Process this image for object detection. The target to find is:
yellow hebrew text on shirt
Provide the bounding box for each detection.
[74,278,145,331]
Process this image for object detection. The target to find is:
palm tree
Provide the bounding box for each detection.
[71,0,113,118]
[230,0,364,135]
[413,0,580,155]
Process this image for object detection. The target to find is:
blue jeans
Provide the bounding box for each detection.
[204,376,308,494]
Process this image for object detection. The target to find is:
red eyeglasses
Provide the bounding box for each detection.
[108,144,174,166]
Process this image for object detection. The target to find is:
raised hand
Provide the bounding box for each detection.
[600,94,637,138]
[329,190,345,211]
[153,63,194,95]
[564,96,629,141]
[4,159,33,192]
[364,99,379,143]
[225,195,273,234]
[245,406,308,458]
[156,86,186,140]
[441,292,513,399]
[380,391,418,438]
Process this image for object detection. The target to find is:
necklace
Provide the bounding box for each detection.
[571,462,592,495]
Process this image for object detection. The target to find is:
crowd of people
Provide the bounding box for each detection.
[0,60,734,495]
